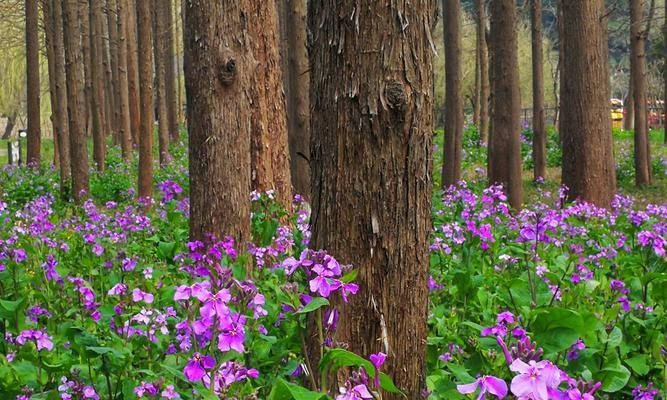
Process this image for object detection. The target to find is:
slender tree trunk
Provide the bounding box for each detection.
[79,0,92,137]
[561,0,616,207]
[161,0,179,141]
[309,1,435,398]
[101,8,115,142]
[152,0,170,165]
[117,0,132,159]
[624,83,635,130]
[631,0,652,186]
[442,0,463,188]
[63,0,90,201]
[531,0,546,181]
[477,0,489,144]
[248,2,292,207]
[25,0,41,164]
[107,0,120,141]
[88,0,106,171]
[126,0,140,146]
[488,0,523,209]
[281,0,311,199]
[2,112,17,140]
[50,0,71,193]
[473,40,481,127]
[136,0,153,199]
[42,0,57,166]
[184,0,252,242]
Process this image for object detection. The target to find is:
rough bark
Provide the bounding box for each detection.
[488,0,523,209]
[531,0,546,181]
[281,0,311,199]
[136,0,153,199]
[477,0,489,144]
[631,0,652,186]
[26,0,41,164]
[43,0,57,166]
[50,0,71,192]
[561,0,616,207]
[107,0,120,140]
[184,0,252,243]
[63,0,90,201]
[79,0,92,137]
[116,0,132,159]
[126,0,140,145]
[101,5,115,142]
[88,0,106,171]
[308,1,435,398]
[248,2,292,207]
[160,0,179,141]
[442,0,463,188]
[152,0,170,165]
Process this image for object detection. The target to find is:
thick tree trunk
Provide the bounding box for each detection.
[152,0,170,165]
[136,0,153,199]
[308,1,435,398]
[160,0,179,141]
[126,0,140,146]
[79,0,92,137]
[107,0,120,141]
[50,0,71,192]
[248,2,292,207]
[631,0,652,186]
[88,0,106,171]
[442,0,463,188]
[116,0,133,159]
[184,1,252,243]
[488,0,523,209]
[63,0,90,201]
[561,0,616,207]
[477,0,489,144]
[531,0,546,181]
[281,0,311,199]
[25,0,41,164]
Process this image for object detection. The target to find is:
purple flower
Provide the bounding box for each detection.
[174,285,191,301]
[184,353,216,381]
[197,289,231,319]
[132,288,154,304]
[369,352,386,387]
[336,384,373,400]
[509,359,562,400]
[457,375,508,399]
[161,385,180,399]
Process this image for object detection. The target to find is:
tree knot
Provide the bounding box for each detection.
[219,59,237,86]
[384,80,406,111]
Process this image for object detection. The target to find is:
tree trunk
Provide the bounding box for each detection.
[152,0,170,165]
[63,0,90,201]
[107,0,120,141]
[561,0,616,207]
[442,0,463,188]
[88,0,106,171]
[160,0,179,141]
[624,83,635,130]
[308,1,435,398]
[25,0,41,164]
[126,0,140,146]
[531,0,546,181]
[79,0,92,137]
[116,0,133,159]
[42,0,58,166]
[248,1,292,207]
[136,0,153,199]
[664,0,666,144]
[50,0,71,193]
[631,0,652,186]
[488,0,523,209]
[101,6,115,143]
[477,0,489,144]
[184,0,252,243]
[2,112,17,140]
[281,0,311,200]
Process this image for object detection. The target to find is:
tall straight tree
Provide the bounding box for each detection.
[152,0,170,165]
[101,5,115,142]
[488,0,523,209]
[63,0,90,200]
[79,0,92,137]
[309,1,435,398]
[126,0,140,145]
[248,2,292,207]
[477,0,489,144]
[630,0,652,186]
[279,0,311,199]
[107,0,120,141]
[25,0,41,164]
[50,0,71,193]
[116,0,133,158]
[89,0,107,171]
[561,0,616,207]
[442,0,463,188]
[136,0,153,198]
[159,0,179,141]
[42,0,57,166]
[531,0,546,181]
[184,1,253,242]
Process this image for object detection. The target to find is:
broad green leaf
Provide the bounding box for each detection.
[596,365,631,392]
[624,355,650,376]
[297,297,330,314]
[268,378,329,400]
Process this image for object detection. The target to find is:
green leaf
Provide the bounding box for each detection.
[340,269,358,284]
[86,346,125,359]
[596,365,630,392]
[297,297,330,314]
[446,363,475,383]
[603,327,623,349]
[531,308,584,353]
[319,349,403,395]
[268,378,329,400]
[625,355,651,376]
